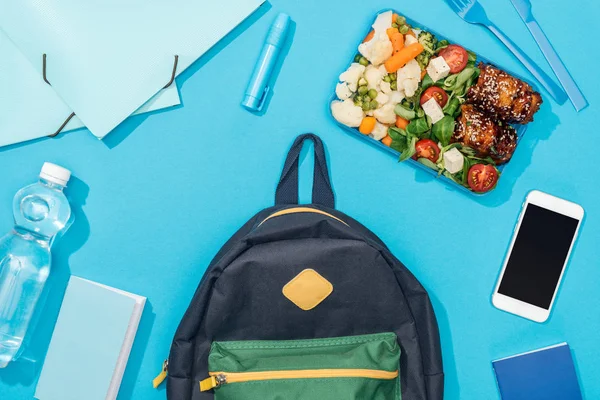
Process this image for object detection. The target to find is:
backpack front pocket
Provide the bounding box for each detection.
[200,332,401,400]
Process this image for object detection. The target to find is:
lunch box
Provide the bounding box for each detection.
[329,10,539,196]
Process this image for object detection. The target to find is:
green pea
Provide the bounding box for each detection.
[368,89,378,99]
[399,25,409,34]
[396,16,406,26]
[359,57,369,66]
[391,23,398,28]
[383,75,391,83]
[354,54,362,63]
[357,85,368,96]
[369,100,379,109]
[358,77,367,86]
[389,73,397,81]
[391,81,398,91]
[354,99,363,107]
[362,102,370,111]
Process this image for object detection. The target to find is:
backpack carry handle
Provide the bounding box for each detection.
[275,134,335,209]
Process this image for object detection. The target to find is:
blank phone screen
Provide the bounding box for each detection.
[498,204,579,309]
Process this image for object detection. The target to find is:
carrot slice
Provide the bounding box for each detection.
[382,135,393,147]
[363,30,375,43]
[395,116,410,130]
[392,13,400,23]
[421,69,427,80]
[359,117,377,135]
[387,28,405,54]
[384,43,424,73]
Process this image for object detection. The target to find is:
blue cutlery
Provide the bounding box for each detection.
[445,0,568,104]
[510,0,588,111]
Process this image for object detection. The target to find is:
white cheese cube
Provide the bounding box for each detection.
[426,56,451,82]
[443,148,464,174]
[422,97,445,124]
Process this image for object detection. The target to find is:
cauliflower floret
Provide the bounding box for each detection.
[375,92,389,105]
[405,34,418,46]
[358,12,394,66]
[335,83,353,100]
[396,59,422,97]
[401,79,419,97]
[331,99,364,128]
[358,35,393,66]
[412,28,422,38]
[370,122,389,140]
[374,103,396,124]
[380,81,392,94]
[372,10,394,33]
[339,63,366,92]
[364,65,384,90]
[387,91,405,105]
[397,59,421,81]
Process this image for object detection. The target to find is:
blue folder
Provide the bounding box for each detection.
[493,343,583,400]
[0,30,180,148]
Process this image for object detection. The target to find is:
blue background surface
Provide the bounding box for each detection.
[0,0,598,398]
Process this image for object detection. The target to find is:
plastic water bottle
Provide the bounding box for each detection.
[0,163,72,368]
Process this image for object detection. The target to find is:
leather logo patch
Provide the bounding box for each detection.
[282,269,333,311]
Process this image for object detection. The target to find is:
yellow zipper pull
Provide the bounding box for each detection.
[199,374,227,392]
[152,360,169,388]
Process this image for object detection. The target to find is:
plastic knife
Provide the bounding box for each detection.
[510,0,588,111]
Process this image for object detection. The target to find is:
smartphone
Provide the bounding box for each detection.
[492,190,584,323]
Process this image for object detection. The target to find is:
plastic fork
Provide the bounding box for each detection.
[445,0,567,104]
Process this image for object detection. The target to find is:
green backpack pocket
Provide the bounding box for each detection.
[200,332,401,400]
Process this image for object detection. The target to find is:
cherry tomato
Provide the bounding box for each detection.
[414,139,441,163]
[467,164,498,193]
[439,44,469,74]
[420,87,449,108]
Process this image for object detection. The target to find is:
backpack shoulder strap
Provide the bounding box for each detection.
[275,134,335,209]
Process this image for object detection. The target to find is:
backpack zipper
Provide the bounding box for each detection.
[199,368,398,391]
[258,207,349,227]
[152,359,168,388]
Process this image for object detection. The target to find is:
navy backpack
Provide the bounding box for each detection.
[167,134,444,400]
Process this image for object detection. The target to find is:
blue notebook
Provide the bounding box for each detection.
[35,277,145,400]
[493,343,582,400]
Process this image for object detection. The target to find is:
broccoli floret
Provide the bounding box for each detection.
[416,53,430,70]
[419,32,437,54]
[416,31,438,70]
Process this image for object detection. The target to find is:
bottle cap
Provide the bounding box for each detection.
[40,162,71,186]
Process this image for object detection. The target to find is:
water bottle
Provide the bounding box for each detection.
[0,163,72,368]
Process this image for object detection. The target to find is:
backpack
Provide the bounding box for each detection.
[167,134,444,400]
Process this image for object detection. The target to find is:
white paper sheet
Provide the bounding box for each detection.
[0,0,265,139]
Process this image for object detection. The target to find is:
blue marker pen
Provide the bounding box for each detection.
[241,13,291,112]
